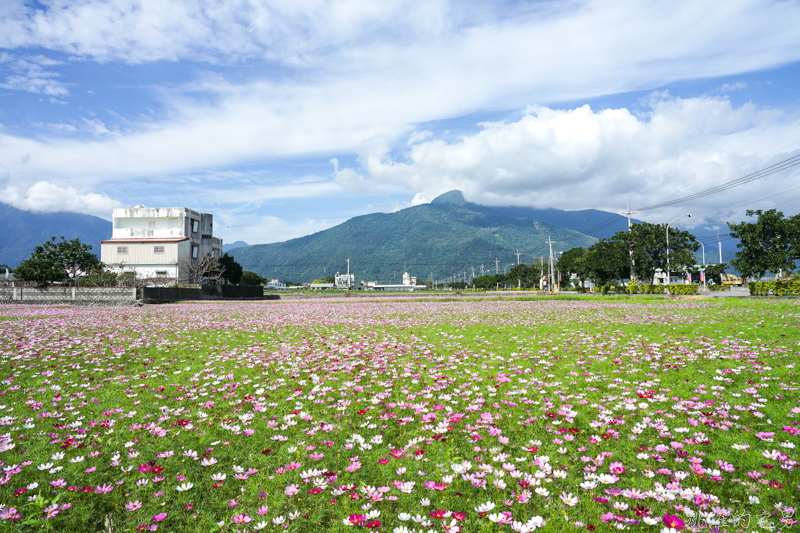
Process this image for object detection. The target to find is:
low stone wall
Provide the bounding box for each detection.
[0,287,137,306]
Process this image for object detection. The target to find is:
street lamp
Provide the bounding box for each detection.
[698,241,706,290]
[666,213,691,286]
[504,263,514,274]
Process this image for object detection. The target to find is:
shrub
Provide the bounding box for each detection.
[668,284,699,295]
[748,280,800,296]
[626,282,639,294]
[708,284,731,291]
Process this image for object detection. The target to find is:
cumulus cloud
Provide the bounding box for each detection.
[338,94,800,225]
[2,180,120,214]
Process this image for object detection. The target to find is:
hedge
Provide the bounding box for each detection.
[708,284,731,291]
[221,284,264,298]
[668,284,699,295]
[639,284,666,294]
[748,280,800,296]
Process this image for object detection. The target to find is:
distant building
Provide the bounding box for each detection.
[335,272,354,289]
[402,272,417,286]
[100,206,222,281]
[265,279,287,290]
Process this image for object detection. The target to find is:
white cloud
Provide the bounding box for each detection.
[720,81,747,92]
[1,0,800,227]
[0,54,68,96]
[215,212,336,247]
[340,94,800,225]
[2,180,120,214]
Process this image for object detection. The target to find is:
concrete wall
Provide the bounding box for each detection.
[143,286,277,302]
[0,287,137,306]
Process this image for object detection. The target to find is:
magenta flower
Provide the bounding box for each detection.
[152,513,167,523]
[95,483,113,494]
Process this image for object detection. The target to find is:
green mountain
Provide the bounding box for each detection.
[230,191,597,283]
[0,202,111,268]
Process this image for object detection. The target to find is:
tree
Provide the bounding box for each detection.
[180,253,226,285]
[81,264,118,287]
[506,264,540,289]
[616,222,699,284]
[586,238,629,286]
[557,247,589,289]
[728,209,797,280]
[13,236,99,287]
[702,263,727,285]
[241,271,265,286]
[219,253,243,284]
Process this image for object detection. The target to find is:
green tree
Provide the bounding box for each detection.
[728,209,797,280]
[219,253,243,284]
[506,263,540,289]
[702,263,727,285]
[13,236,99,287]
[586,238,628,286]
[557,247,589,289]
[615,222,699,284]
[241,271,265,286]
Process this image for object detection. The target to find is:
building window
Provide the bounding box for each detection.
[191,220,199,233]
[154,246,165,254]
[149,221,156,229]
[156,270,167,278]
[117,246,128,254]
[191,245,199,259]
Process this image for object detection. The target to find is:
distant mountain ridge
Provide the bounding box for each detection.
[230,191,598,283]
[0,202,111,267]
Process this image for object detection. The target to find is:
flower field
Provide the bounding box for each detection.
[0,297,798,533]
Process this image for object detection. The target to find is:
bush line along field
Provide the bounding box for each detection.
[0,298,797,532]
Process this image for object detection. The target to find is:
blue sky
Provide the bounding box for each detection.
[1,0,800,245]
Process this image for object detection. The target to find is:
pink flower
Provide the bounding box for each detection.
[95,484,113,494]
[152,513,167,523]
[258,506,269,515]
[232,514,252,524]
[125,501,142,512]
[663,513,685,530]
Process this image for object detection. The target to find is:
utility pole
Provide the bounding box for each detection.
[346,258,350,294]
[471,267,475,282]
[621,205,638,283]
[514,250,522,265]
[718,239,722,264]
[495,258,500,275]
[546,237,556,292]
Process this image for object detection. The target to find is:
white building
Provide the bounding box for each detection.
[265,279,287,289]
[100,206,222,281]
[335,272,355,289]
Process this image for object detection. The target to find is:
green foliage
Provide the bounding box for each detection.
[728,209,799,280]
[708,284,731,292]
[621,222,698,283]
[219,253,243,284]
[240,271,265,286]
[557,247,588,288]
[626,281,638,294]
[703,263,727,285]
[13,236,99,287]
[587,239,628,286]
[639,284,666,294]
[80,264,118,287]
[668,284,699,295]
[748,280,800,296]
[221,284,263,298]
[450,281,468,289]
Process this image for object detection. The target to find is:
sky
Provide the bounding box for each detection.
[1,0,800,246]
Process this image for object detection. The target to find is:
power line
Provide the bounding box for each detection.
[693,183,800,220]
[634,153,800,212]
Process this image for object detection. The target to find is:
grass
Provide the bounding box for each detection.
[0,298,797,532]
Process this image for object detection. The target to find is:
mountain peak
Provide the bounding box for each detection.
[430,190,466,205]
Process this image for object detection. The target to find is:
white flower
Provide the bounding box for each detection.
[366,510,380,519]
[643,516,659,525]
[252,521,268,530]
[211,473,226,481]
[176,482,193,492]
[69,456,85,463]
[535,487,549,497]
[474,502,496,513]
[38,463,54,471]
[273,516,286,525]
[393,528,412,533]
[26,482,39,490]
[398,513,411,521]
[420,498,430,507]
[50,452,65,461]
